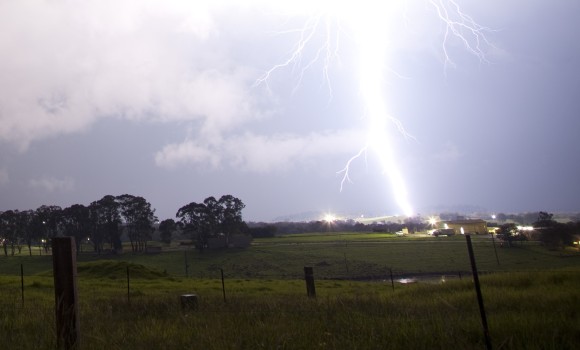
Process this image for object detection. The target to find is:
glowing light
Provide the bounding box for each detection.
[428,216,438,227]
[323,213,337,223]
[255,1,491,217]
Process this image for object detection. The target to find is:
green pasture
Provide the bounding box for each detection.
[1,233,578,280]
[0,262,578,349]
[1,230,579,349]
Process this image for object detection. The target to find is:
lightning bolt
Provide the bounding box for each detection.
[254,12,341,97]
[256,1,492,217]
[429,0,494,72]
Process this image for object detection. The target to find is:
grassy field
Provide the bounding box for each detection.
[1,233,579,349]
[0,262,578,349]
[1,233,578,279]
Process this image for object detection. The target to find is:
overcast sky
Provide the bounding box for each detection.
[1,1,579,222]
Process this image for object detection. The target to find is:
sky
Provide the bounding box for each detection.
[1,0,579,222]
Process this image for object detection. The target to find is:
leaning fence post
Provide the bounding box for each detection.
[52,237,80,350]
[304,266,316,298]
[220,268,227,303]
[465,234,492,350]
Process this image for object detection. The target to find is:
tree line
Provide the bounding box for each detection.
[496,211,579,249]
[0,194,247,255]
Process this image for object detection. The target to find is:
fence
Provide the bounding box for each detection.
[1,235,579,349]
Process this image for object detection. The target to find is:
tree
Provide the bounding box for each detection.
[248,224,277,238]
[534,211,573,250]
[117,194,157,252]
[60,204,91,253]
[18,210,36,256]
[176,195,246,252]
[176,201,213,252]
[497,223,518,248]
[0,209,36,256]
[0,210,19,256]
[34,205,62,252]
[89,195,121,253]
[218,195,246,237]
[158,219,176,244]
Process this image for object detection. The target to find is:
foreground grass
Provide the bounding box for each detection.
[1,264,579,349]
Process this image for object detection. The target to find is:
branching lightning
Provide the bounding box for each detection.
[256,0,492,217]
[429,0,494,71]
[254,12,341,97]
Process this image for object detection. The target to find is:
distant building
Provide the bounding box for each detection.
[444,219,488,235]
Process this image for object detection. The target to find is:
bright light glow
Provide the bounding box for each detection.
[517,225,534,231]
[460,227,464,234]
[428,217,438,227]
[323,213,337,223]
[398,277,417,284]
[255,1,491,217]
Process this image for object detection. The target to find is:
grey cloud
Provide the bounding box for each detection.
[0,1,257,149]
[29,176,75,193]
[155,129,366,172]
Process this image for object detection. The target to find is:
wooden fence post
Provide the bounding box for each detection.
[491,233,500,265]
[52,237,80,350]
[20,264,25,307]
[304,266,316,298]
[220,268,227,303]
[184,250,189,278]
[465,234,492,350]
[127,265,130,304]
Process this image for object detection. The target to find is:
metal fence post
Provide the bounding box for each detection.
[465,234,492,350]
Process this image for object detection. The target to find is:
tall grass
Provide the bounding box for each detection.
[1,265,579,349]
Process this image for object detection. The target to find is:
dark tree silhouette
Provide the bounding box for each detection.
[534,211,573,250]
[497,223,518,248]
[158,218,176,244]
[117,194,157,252]
[89,195,121,254]
[0,210,19,256]
[34,205,62,252]
[60,204,91,253]
[176,195,246,252]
